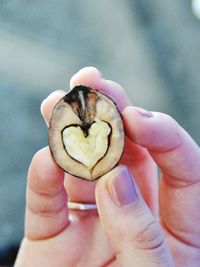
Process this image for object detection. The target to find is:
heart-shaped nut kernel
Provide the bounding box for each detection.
[49,85,124,181]
[62,119,111,171]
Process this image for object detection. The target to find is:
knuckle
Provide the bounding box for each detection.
[129,220,165,251]
[29,147,49,174]
[28,201,66,218]
[115,218,170,266]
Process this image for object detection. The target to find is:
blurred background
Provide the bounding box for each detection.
[0,0,200,265]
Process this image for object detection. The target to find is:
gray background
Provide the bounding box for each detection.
[0,0,200,261]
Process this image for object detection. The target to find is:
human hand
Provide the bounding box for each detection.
[15,67,200,267]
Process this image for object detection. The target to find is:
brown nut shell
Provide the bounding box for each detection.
[48,85,124,181]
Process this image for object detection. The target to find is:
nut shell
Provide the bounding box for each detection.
[49,85,124,181]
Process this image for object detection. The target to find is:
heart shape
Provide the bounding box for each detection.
[62,119,111,171]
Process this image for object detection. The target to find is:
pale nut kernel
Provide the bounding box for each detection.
[48,85,125,181]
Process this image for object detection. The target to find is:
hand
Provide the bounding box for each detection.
[15,67,200,267]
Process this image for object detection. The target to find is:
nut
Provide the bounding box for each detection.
[48,85,124,181]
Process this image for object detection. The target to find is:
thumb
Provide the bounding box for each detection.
[96,165,174,267]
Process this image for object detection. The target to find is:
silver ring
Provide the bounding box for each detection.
[68,201,97,211]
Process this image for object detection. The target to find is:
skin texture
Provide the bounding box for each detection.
[14,67,200,267]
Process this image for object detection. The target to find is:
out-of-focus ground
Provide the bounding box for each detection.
[0,0,200,264]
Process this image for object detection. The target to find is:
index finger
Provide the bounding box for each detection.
[123,106,200,248]
[70,66,131,111]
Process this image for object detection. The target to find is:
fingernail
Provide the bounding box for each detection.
[136,107,153,118]
[107,166,138,207]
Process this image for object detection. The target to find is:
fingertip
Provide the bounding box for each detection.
[122,106,151,145]
[28,147,65,196]
[70,67,131,111]
[123,106,182,151]
[95,166,115,206]
[40,90,66,126]
[40,98,49,126]
[70,66,103,89]
[96,165,130,210]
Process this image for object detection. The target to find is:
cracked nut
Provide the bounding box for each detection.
[48,85,125,181]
